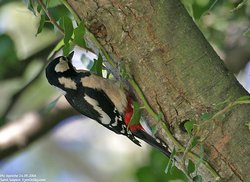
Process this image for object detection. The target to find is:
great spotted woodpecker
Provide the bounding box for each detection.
[45,52,171,157]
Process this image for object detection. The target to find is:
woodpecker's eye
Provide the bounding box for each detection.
[59,57,67,62]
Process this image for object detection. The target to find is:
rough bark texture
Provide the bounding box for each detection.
[67,0,250,181]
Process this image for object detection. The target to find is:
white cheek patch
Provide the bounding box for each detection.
[84,94,111,125]
[55,58,70,72]
[58,77,77,90]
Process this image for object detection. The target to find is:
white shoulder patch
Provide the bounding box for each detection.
[58,77,77,90]
[55,58,70,73]
[81,75,127,113]
[84,94,111,125]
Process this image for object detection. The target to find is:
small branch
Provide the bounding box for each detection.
[201,99,250,127]
[181,136,195,161]
[38,0,64,34]
[0,105,78,159]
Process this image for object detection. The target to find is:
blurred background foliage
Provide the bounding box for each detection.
[0,0,249,182]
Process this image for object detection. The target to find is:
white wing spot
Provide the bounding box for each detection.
[58,77,77,90]
[127,130,132,135]
[120,125,126,134]
[156,139,160,143]
[84,94,111,125]
[55,58,70,72]
[118,115,122,121]
[112,117,118,126]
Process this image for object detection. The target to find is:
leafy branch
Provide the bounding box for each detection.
[181,96,250,180]
[203,96,250,125]
[38,0,64,34]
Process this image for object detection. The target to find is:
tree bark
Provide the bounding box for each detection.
[67,0,250,181]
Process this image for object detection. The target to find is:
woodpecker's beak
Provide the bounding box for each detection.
[67,51,74,61]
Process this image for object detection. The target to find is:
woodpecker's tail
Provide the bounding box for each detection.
[133,130,171,157]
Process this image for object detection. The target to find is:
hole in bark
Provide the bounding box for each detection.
[179,119,192,133]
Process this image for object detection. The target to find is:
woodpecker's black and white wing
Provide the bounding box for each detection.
[64,84,141,146]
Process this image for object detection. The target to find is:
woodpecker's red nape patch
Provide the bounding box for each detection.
[124,96,143,132]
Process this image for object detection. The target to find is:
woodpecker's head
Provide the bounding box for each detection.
[45,51,78,92]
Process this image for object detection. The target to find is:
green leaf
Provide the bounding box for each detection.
[119,62,128,79]
[244,28,250,37]
[201,112,212,121]
[245,122,250,130]
[136,149,188,182]
[231,0,248,12]
[63,42,71,56]
[44,96,61,113]
[151,124,159,135]
[0,34,17,61]
[236,95,250,101]
[150,113,164,135]
[91,53,103,77]
[0,34,19,80]
[0,117,6,126]
[46,0,62,8]
[136,166,155,182]
[127,101,141,128]
[36,14,46,36]
[193,175,203,182]
[197,144,204,168]
[190,136,199,149]
[165,148,176,174]
[157,112,164,121]
[25,0,37,16]
[37,4,42,13]
[187,159,195,175]
[52,39,64,53]
[63,16,73,44]
[215,179,224,182]
[192,0,218,20]
[73,22,86,48]
[184,120,195,135]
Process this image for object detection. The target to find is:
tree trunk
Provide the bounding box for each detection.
[67,0,250,181]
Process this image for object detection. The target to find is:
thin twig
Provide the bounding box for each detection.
[201,99,250,127]
[38,0,65,34]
